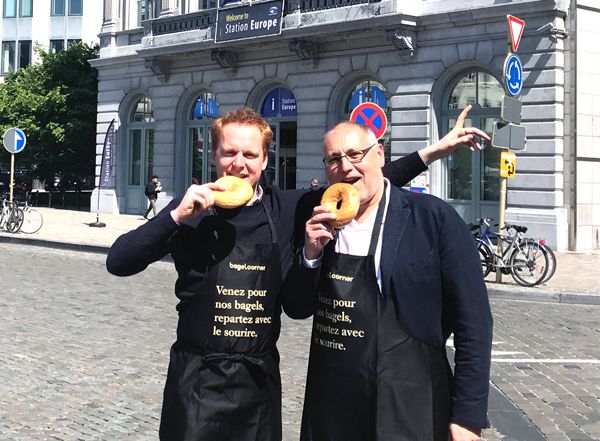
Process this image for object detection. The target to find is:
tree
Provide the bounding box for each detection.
[0,42,99,188]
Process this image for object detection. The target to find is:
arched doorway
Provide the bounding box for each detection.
[187,92,219,185]
[126,96,155,214]
[442,71,503,222]
[340,79,391,162]
[259,87,297,190]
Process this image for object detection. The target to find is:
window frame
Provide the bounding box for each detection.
[68,0,81,16]
[18,40,31,69]
[3,0,17,17]
[51,0,64,16]
[19,0,32,16]
[1,41,15,74]
[50,39,64,53]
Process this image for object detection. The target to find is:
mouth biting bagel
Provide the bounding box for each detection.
[320,183,360,229]
[213,176,254,208]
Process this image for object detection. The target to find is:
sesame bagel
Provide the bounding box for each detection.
[213,176,254,208]
[320,183,360,229]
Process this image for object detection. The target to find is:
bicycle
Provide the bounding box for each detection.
[469,218,550,287]
[16,197,43,234]
[0,197,24,233]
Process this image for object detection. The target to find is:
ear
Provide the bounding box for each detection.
[261,152,269,171]
[376,143,385,167]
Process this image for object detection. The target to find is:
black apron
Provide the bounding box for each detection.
[301,189,450,441]
[160,202,282,441]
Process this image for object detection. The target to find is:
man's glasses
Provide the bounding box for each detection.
[322,143,376,168]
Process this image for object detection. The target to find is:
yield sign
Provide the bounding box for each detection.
[507,15,525,52]
[349,102,388,139]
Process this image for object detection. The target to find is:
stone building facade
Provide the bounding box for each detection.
[91,0,600,251]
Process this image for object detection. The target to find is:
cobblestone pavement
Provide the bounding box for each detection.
[1,243,599,440]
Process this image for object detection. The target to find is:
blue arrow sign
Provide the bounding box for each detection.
[3,127,27,154]
[504,53,523,97]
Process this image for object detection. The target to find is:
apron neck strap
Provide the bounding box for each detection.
[260,200,278,244]
[367,181,387,257]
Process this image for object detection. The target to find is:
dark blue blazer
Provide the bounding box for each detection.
[286,185,493,429]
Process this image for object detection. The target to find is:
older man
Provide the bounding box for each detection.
[296,120,493,441]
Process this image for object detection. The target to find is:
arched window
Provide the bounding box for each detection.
[187,92,219,184]
[442,71,503,221]
[126,96,155,213]
[259,87,297,190]
[340,80,391,162]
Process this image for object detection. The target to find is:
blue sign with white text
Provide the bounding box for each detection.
[260,87,297,118]
[504,53,523,97]
[349,86,387,112]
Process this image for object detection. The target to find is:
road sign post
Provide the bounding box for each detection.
[3,127,27,203]
[496,15,525,283]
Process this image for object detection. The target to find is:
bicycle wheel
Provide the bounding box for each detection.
[509,240,549,287]
[540,244,556,284]
[477,242,493,278]
[6,207,24,233]
[20,208,43,234]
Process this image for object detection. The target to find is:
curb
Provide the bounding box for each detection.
[0,234,110,254]
[487,286,600,306]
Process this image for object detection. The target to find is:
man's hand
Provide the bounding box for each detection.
[304,206,337,260]
[448,423,481,441]
[419,105,491,165]
[170,182,225,224]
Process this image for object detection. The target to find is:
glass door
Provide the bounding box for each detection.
[127,128,154,213]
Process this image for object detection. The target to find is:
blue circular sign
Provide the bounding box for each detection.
[2,127,27,154]
[504,53,523,97]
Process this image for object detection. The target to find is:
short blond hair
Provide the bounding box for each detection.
[211,108,273,158]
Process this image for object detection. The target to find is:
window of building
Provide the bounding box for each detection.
[4,0,16,17]
[200,0,216,9]
[19,0,32,16]
[442,70,503,222]
[50,39,64,53]
[260,87,297,190]
[67,39,81,48]
[51,0,64,15]
[1,41,15,74]
[340,79,391,162]
[137,0,155,26]
[68,0,81,15]
[127,97,155,207]
[18,40,31,68]
[188,92,219,184]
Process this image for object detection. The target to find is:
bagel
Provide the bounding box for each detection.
[213,176,254,208]
[320,183,360,229]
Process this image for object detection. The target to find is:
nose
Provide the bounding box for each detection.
[232,152,244,167]
[339,155,355,173]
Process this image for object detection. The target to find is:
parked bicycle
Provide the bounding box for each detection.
[468,218,553,287]
[0,192,43,234]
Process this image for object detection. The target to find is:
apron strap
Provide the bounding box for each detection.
[260,199,278,245]
[367,182,388,257]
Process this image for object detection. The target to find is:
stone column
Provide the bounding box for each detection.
[101,0,118,32]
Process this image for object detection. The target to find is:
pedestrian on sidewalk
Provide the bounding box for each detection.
[143,175,162,219]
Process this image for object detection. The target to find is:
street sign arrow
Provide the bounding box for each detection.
[508,15,525,52]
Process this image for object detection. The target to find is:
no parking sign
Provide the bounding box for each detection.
[349,102,388,139]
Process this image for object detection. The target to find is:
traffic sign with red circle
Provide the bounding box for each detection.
[349,102,388,139]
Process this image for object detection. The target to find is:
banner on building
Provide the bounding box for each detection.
[99,119,116,189]
[215,0,283,43]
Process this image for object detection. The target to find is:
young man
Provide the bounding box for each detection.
[143,175,162,219]
[106,106,486,441]
[294,120,493,441]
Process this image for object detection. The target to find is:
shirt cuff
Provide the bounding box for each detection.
[416,150,428,167]
[302,247,323,268]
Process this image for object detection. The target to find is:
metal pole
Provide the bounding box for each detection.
[496,176,507,282]
[9,153,14,203]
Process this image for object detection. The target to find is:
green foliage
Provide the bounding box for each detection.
[0,42,99,185]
